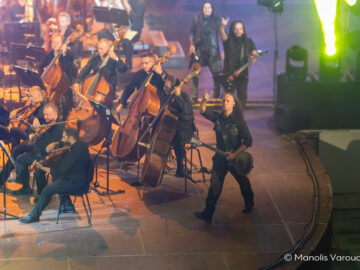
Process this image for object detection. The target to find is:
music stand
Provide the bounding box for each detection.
[13,66,45,89]
[0,140,19,220]
[87,98,125,196]
[3,22,41,45]
[92,6,129,26]
[10,43,44,65]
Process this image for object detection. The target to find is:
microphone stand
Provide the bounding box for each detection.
[0,140,19,220]
[87,98,125,196]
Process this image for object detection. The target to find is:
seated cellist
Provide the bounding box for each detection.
[38,32,77,120]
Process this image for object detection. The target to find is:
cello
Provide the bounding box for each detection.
[110,44,176,161]
[140,64,201,187]
[67,36,124,145]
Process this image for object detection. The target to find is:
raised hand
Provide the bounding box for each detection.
[221,17,230,28]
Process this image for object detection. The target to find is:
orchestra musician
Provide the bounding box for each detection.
[116,51,167,112]
[57,11,83,58]
[73,38,128,103]
[164,77,195,177]
[38,32,77,120]
[7,86,46,149]
[20,127,90,224]
[0,103,64,196]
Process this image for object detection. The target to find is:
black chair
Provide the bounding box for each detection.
[56,159,95,225]
[183,132,207,192]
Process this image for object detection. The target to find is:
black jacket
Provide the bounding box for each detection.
[200,109,252,152]
[120,70,167,107]
[32,122,64,157]
[77,55,127,88]
[39,50,77,84]
[50,140,90,184]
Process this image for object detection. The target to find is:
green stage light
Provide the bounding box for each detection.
[314,0,337,56]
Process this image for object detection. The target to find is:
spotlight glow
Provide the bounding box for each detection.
[314,0,338,55]
[345,0,357,6]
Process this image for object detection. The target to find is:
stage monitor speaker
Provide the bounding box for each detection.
[275,73,360,133]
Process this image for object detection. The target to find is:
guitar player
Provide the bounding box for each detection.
[218,18,259,107]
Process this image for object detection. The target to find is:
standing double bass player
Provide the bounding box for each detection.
[73,38,128,104]
[39,32,77,120]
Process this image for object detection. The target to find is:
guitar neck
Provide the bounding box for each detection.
[199,141,228,158]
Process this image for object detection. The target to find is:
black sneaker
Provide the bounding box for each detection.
[194,211,212,223]
[13,187,33,195]
[242,203,254,214]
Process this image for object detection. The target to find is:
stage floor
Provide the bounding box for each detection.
[0,107,331,270]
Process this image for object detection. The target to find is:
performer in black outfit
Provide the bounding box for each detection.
[7,86,46,149]
[195,92,254,223]
[121,0,146,69]
[189,1,222,101]
[218,18,258,106]
[58,11,83,59]
[20,127,90,224]
[116,51,167,111]
[73,38,128,104]
[39,32,77,120]
[164,77,195,177]
[0,103,64,196]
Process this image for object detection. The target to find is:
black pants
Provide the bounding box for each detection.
[34,169,47,195]
[172,129,194,173]
[227,77,249,107]
[205,154,254,209]
[16,149,42,189]
[31,176,85,218]
[191,53,222,99]
[122,32,141,68]
[9,127,27,149]
[0,143,32,185]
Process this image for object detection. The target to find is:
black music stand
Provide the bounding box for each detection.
[88,99,125,196]
[92,6,129,26]
[0,140,19,220]
[10,43,44,66]
[13,66,45,89]
[3,22,41,45]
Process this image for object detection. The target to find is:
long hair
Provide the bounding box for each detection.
[194,1,218,44]
[228,20,250,66]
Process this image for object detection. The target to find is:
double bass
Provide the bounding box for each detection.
[41,29,83,107]
[140,64,201,187]
[67,36,123,145]
[110,44,176,161]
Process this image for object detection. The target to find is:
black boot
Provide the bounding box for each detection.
[194,204,215,223]
[242,202,254,214]
[19,213,39,224]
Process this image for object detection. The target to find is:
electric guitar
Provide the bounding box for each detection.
[215,49,268,91]
[190,136,253,175]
